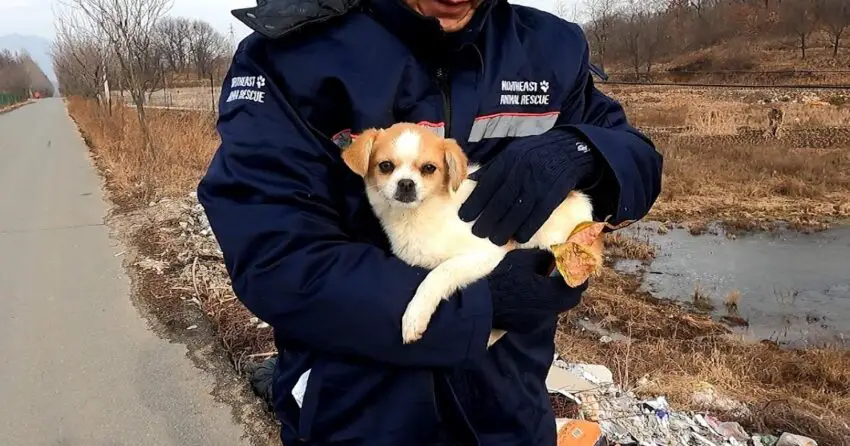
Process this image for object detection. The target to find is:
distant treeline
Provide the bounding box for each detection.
[0,50,54,104]
[580,0,850,78]
[53,6,232,103]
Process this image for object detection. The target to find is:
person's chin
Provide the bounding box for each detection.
[425,3,474,26]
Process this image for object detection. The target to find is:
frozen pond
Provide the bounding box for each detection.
[618,223,850,347]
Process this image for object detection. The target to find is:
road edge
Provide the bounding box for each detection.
[0,100,34,116]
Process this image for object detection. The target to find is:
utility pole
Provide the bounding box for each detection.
[103,59,112,114]
[229,24,236,53]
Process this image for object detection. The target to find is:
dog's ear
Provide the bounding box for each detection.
[342,129,380,177]
[443,138,468,192]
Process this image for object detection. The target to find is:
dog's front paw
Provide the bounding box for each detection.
[401,311,427,344]
[401,295,439,344]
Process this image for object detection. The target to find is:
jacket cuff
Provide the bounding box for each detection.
[539,127,608,192]
[459,280,495,364]
[560,124,640,223]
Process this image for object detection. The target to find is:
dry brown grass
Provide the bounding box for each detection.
[724,290,742,314]
[609,85,850,130]
[644,120,850,228]
[67,97,218,206]
[691,284,714,311]
[604,231,657,261]
[684,107,740,136]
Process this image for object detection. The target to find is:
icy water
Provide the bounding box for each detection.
[617,223,850,347]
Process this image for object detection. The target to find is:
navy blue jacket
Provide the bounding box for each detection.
[198,0,662,444]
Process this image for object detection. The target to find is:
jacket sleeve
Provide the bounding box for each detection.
[556,25,663,225]
[198,38,493,368]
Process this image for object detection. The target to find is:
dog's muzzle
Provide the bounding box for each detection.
[394,179,417,203]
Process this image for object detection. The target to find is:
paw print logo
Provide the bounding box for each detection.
[255,75,266,88]
[540,80,550,93]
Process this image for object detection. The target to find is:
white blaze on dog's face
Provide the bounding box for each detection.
[342,123,468,208]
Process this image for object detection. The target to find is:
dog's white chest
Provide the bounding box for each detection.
[370,180,495,269]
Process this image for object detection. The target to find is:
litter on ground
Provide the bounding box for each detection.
[547,356,816,446]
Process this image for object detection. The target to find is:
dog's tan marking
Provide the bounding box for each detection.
[342,129,380,177]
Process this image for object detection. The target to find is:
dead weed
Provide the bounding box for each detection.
[67,98,218,205]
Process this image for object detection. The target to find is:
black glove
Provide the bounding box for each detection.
[459,129,602,246]
[488,249,587,334]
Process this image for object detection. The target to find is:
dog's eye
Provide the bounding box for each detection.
[378,161,394,174]
[421,164,437,175]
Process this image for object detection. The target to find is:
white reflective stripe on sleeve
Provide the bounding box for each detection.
[468,112,560,143]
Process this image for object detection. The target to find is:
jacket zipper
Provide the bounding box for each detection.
[436,67,452,137]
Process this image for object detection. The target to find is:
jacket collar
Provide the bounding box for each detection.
[233,0,359,39]
[365,0,496,57]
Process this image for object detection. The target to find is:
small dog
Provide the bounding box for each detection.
[342,123,595,345]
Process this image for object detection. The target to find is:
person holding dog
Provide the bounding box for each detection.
[198,0,663,443]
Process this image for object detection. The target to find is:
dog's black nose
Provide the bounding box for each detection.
[397,179,415,192]
[394,179,417,203]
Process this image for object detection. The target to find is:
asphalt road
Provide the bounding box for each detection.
[0,99,251,446]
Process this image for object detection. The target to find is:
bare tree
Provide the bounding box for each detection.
[555,0,580,22]
[63,0,174,153]
[187,20,228,111]
[818,0,850,57]
[620,0,647,78]
[52,6,112,102]
[583,0,620,72]
[156,17,193,74]
[640,8,667,76]
[780,0,819,59]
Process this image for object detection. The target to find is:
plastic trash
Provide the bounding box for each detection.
[545,358,810,446]
[556,419,607,446]
[753,434,780,446]
[642,396,669,411]
[715,421,749,441]
[777,433,818,446]
[564,363,614,386]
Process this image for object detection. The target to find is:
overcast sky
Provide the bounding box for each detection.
[0,0,580,41]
